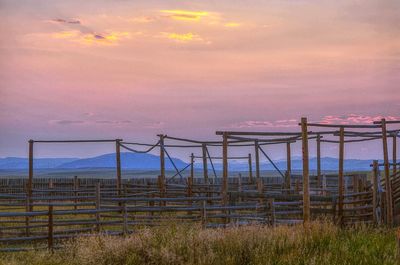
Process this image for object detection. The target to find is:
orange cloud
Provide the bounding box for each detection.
[51,30,130,45]
[161,32,207,43]
[160,10,210,21]
[224,22,241,28]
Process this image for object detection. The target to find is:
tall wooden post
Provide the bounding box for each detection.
[255,140,260,181]
[48,205,54,251]
[393,134,397,176]
[317,134,322,188]
[222,132,228,205]
[28,140,34,211]
[202,144,208,183]
[159,134,165,184]
[381,119,393,225]
[248,153,253,183]
[190,153,194,182]
[286,142,291,189]
[116,139,122,195]
[95,182,101,232]
[338,127,345,224]
[372,160,378,224]
[301,117,310,222]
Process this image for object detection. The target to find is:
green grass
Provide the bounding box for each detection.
[0,221,398,265]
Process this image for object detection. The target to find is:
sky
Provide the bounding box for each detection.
[0,0,399,161]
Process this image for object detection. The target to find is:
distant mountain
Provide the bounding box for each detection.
[0,153,186,170]
[0,157,78,169]
[57,152,186,170]
[0,154,378,171]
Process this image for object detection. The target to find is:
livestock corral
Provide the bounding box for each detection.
[0,118,399,252]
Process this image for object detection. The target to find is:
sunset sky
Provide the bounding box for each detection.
[0,0,399,161]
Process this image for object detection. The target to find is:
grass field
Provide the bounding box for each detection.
[0,221,398,265]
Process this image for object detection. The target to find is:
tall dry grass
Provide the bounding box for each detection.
[0,221,397,265]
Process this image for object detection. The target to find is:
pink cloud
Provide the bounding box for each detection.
[230,119,298,129]
[318,114,400,125]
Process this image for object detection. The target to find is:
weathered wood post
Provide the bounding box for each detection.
[381,119,393,226]
[48,205,54,251]
[255,140,260,182]
[158,175,166,206]
[301,117,310,223]
[190,153,194,182]
[257,178,264,205]
[159,134,166,186]
[317,134,322,189]
[268,198,275,226]
[393,134,397,176]
[123,202,128,235]
[286,142,291,190]
[187,177,193,215]
[201,200,207,228]
[238,173,242,203]
[73,176,79,210]
[222,132,228,206]
[95,182,101,232]
[248,153,253,184]
[372,160,379,224]
[338,126,345,225]
[28,139,34,211]
[202,144,208,183]
[116,139,122,196]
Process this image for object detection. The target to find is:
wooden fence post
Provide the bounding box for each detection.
[190,153,194,182]
[255,140,260,181]
[28,139,33,212]
[25,194,30,237]
[122,202,128,235]
[238,173,242,203]
[268,198,275,226]
[48,205,54,251]
[187,177,193,215]
[381,118,393,226]
[159,134,165,186]
[116,139,122,196]
[286,142,291,190]
[248,153,253,184]
[322,175,327,196]
[73,176,79,210]
[393,134,397,176]
[301,117,310,223]
[338,126,345,225]
[222,132,228,205]
[202,144,208,183]
[201,200,207,228]
[95,182,101,232]
[372,160,379,224]
[317,134,322,189]
[158,175,166,206]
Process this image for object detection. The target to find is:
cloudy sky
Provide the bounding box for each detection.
[0,0,399,160]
